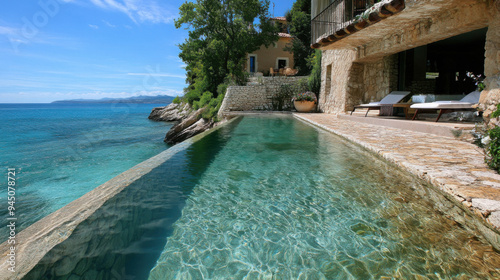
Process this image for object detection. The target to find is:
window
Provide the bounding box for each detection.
[278,59,287,69]
[276,57,289,70]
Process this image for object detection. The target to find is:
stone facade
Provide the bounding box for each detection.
[218,76,307,117]
[315,0,500,118]
[478,4,500,126]
[362,55,399,104]
[247,37,294,75]
[318,49,358,113]
[319,51,399,113]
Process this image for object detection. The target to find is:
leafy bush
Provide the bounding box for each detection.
[193,91,213,110]
[183,76,211,105]
[174,74,236,121]
[486,127,500,172]
[202,93,225,120]
[295,77,309,94]
[308,49,322,96]
[270,78,313,111]
[483,104,500,172]
[172,96,181,104]
[271,84,294,111]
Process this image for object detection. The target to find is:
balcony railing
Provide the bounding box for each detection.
[311,0,370,44]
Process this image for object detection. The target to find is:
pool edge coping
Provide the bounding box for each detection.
[0,116,242,280]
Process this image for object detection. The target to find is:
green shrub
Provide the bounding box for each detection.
[271,83,294,111]
[193,91,213,110]
[172,96,181,104]
[217,82,229,97]
[295,78,309,94]
[492,104,500,119]
[483,104,500,172]
[486,126,500,172]
[308,49,322,96]
[202,93,225,120]
[184,76,211,105]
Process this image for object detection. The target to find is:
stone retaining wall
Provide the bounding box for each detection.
[218,76,308,117]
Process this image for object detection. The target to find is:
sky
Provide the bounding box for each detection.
[0,0,295,103]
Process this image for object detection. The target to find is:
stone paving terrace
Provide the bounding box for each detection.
[294,113,500,247]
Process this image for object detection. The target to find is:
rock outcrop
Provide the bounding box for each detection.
[165,117,214,145]
[149,103,215,145]
[148,103,188,122]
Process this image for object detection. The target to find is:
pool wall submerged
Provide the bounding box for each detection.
[293,113,500,252]
[0,117,242,280]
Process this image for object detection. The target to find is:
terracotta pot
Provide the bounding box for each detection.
[294,101,316,113]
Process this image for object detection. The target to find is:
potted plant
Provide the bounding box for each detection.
[293,91,317,113]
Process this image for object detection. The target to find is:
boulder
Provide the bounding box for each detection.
[165,118,214,145]
[149,102,217,145]
[148,103,188,122]
[165,107,206,140]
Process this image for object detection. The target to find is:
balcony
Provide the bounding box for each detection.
[311,0,405,49]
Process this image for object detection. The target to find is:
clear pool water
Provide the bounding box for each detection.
[26,116,500,279]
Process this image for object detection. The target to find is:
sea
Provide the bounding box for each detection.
[0,103,172,241]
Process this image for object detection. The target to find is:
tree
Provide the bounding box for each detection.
[285,0,313,76]
[176,0,278,97]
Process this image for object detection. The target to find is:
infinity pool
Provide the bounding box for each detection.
[26,116,500,279]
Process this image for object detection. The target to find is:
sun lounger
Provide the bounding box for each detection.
[410,91,481,122]
[351,91,411,117]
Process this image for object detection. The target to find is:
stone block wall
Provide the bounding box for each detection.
[318,49,358,113]
[218,76,307,117]
[319,51,398,113]
[362,55,399,103]
[221,85,269,112]
[478,3,500,126]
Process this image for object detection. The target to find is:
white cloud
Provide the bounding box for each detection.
[89,24,99,29]
[127,72,185,79]
[102,20,116,27]
[87,0,177,24]
[0,26,17,36]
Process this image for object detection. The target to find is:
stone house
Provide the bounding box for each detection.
[246,17,295,75]
[311,0,500,123]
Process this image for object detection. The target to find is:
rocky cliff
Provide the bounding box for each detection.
[149,103,214,145]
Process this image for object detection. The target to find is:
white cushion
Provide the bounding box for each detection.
[378,91,411,104]
[460,91,481,103]
[357,91,411,107]
[411,101,474,109]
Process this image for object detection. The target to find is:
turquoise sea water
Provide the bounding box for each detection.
[0,103,172,240]
[25,116,500,279]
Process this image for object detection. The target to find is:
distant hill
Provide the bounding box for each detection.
[52,95,176,104]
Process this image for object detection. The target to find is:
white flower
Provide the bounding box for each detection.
[482,135,491,146]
